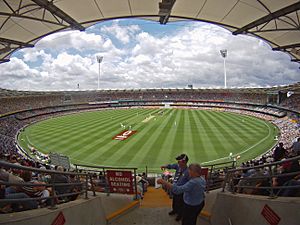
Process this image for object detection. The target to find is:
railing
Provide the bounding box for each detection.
[222,155,300,197]
[147,160,236,193]
[0,160,93,210]
[203,160,237,191]
[0,160,140,214]
[74,163,139,200]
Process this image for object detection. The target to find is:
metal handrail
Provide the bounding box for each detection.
[222,155,300,197]
[204,160,236,191]
[0,181,84,187]
[227,155,300,173]
[203,160,236,167]
[74,163,138,170]
[0,160,86,176]
[0,191,85,203]
[234,185,300,190]
[74,163,139,200]
[232,171,300,181]
[0,160,93,210]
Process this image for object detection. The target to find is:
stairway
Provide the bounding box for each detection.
[109,187,210,225]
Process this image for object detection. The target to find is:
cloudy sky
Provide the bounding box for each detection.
[0,19,299,91]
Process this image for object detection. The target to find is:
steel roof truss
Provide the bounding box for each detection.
[31,0,85,31]
[273,43,300,51]
[158,0,176,25]
[233,2,300,35]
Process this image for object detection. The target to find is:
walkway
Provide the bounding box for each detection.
[109,187,211,225]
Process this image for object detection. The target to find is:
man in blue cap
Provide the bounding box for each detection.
[161,153,189,221]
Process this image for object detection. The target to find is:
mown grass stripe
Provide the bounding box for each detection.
[188,110,206,162]
[28,109,141,139]
[18,108,278,169]
[183,110,195,161]
[112,109,173,167]
[154,109,181,167]
[29,111,136,150]
[192,110,219,160]
[196,110,225,158]
[220,111,267,134]
[75,109,162,164]
[215,111,267,143]
[202,111,244,155]
[45,109,152,151]
[129,109,176,167]
[64,109,159,158]
[170,109,185,158]
[31,109,154,154]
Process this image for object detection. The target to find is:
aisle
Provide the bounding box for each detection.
[140,186,172,208]
[109,187,211,225]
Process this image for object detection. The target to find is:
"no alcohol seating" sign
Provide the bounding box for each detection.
[107,170,134,194]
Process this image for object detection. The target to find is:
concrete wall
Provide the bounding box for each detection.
[98,193,135,216]
[202,189,219,213]
[0,193,135,225]
[211,192,300,225]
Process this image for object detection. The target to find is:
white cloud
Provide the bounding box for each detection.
[101,21,140,44]
[0,21,299,91]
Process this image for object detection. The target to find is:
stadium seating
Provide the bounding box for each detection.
[0,86,299,217]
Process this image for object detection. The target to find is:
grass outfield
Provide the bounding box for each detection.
[18,108,279,171]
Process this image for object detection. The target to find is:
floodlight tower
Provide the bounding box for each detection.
[220,49,227,89]
[96,55,103,90]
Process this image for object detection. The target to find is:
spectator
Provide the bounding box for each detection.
[290,138,300,155]
[50,166,70,196]
[141,172,148,193]
[237,162,268,195]
[272,157,300,195]
[279,173,300,197]
[273,142,286,161]
[161,154,190,221]
[19,171,50,207]
[0,184,38,213]
[158,163,206,225]
[68,174,81,201]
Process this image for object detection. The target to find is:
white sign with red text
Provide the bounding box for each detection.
[112,130,137,141]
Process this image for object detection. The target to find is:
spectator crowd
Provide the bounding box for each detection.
[0,88,299,215]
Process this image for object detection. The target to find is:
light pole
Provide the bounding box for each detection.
[96,56,103,90]
[220,49,227,89]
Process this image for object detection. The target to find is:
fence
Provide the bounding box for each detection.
[0,161,139,213]
[222,155,300,197]
[74,163,139,200]
[147,160,236,193]
[0,160,92,210]
[203,160,237,191]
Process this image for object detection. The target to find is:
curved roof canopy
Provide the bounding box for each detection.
[0,0,299,64]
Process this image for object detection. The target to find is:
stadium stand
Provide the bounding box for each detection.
[0,86,299,160]
[0,0,299,223]
[0,86,299,225]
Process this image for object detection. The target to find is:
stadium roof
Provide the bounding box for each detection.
[0,0,299,64]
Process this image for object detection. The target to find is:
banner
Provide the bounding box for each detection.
[49,153,70,170]
[112,130,137,141]
[107,170,134,194]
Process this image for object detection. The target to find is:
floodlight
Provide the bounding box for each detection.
[220,49,228,88]
[97,55,103,63]
[96,56,103,90]
[220,49,227,58]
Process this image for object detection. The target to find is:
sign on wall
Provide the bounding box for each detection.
[49,153,70,170]
[51,212,66,225]
[107,170,134,194]
[261,204,281,225]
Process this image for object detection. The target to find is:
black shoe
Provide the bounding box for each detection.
[175,216,182,221]
[168,210,176,215]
